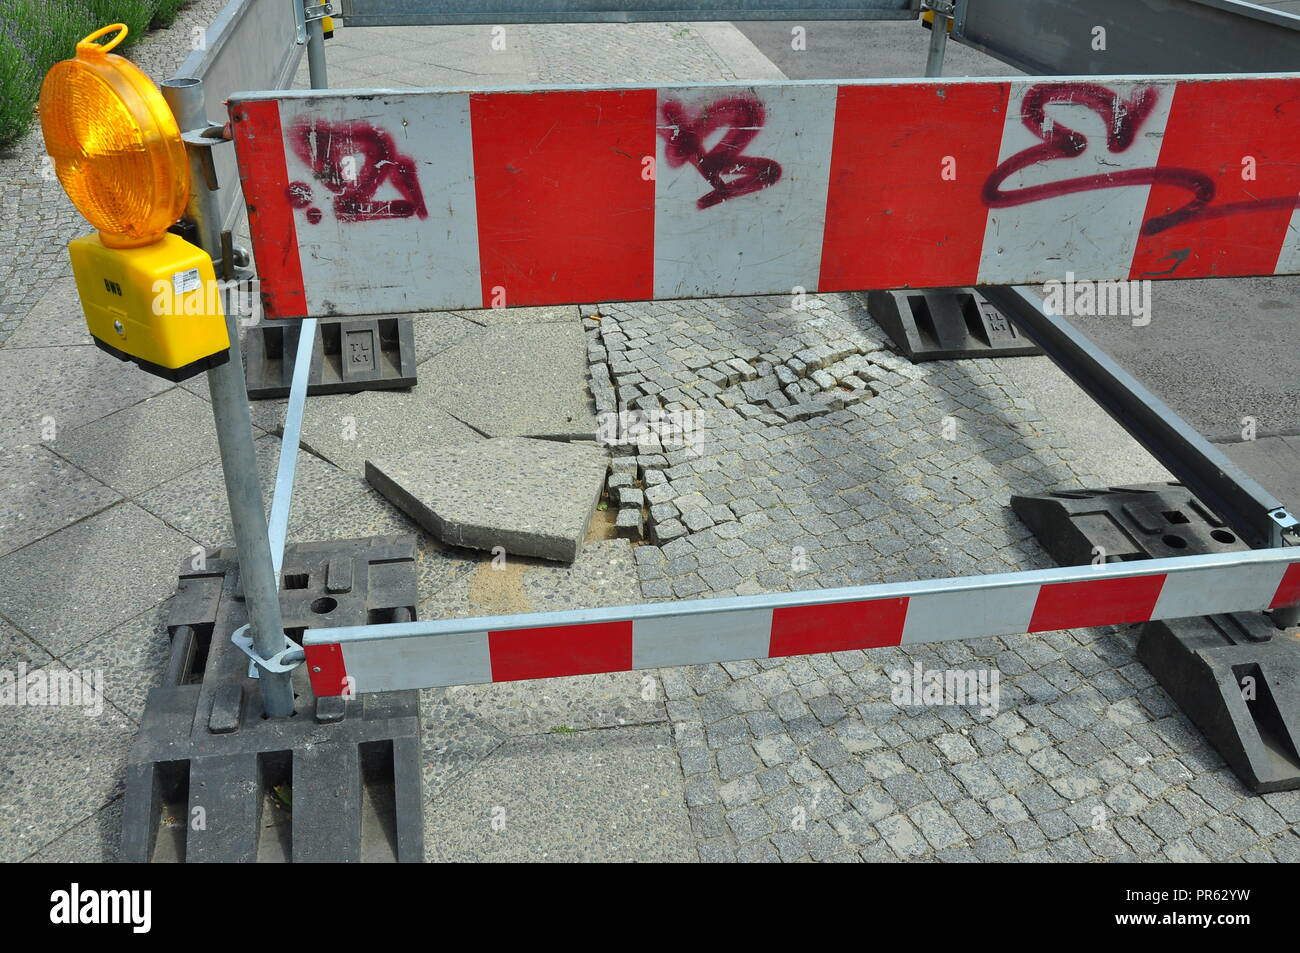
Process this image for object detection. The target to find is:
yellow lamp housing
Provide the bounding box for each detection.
[40,25,230,380]
[70,231,231,381]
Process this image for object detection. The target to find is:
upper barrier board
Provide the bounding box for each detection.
[229,75,1300,319]
[339,0,917,27]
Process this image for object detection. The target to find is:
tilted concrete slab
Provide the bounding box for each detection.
[367,437,609,562]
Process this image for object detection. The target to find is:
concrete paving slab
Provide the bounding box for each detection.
[136,434,367,548]
[285,486,477,602]
[412,312,480,364]
[419,690,508,803]
[0,444,120,558]
[0,662,135,862]
[419,538,640,620]
[368,437,609,561]
[422,323,598,439]
[294,388,484,477]
[0,503,196,656]
[451,304,580,328]
[0,345,171,450]
[62,604,169,724]
[318,23,536,89]
[1220,434,1300,511]
[0,617,53,671]
[446,670,667,738]
[423,723,694,862]
[50,387,248,497]
[24,799,122,863]
[1,277,93,350]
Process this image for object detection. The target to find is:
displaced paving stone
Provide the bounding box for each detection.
[369,437,608,562]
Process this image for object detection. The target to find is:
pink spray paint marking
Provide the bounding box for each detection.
[981,82,1300,238]
[286,119,428,224]
[659,97,782,210]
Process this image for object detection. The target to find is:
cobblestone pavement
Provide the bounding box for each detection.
[585,293,1300,862]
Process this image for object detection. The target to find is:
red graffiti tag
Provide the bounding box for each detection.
[981,83,1300,238]
[659,97,782,209]
[286,119,427,224]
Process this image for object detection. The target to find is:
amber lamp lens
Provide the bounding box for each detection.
[39,24,189,248]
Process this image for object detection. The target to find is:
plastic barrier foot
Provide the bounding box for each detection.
[244,315,417,399]
[1011,482,1298,793]
[865,288,1040,362]
[120,536,424,862]
[1138,614,1300,793]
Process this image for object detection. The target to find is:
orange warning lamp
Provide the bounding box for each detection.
[38,25,230,380]
[39,23,190,248]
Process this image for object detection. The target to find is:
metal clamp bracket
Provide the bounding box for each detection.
[231,624,305,677]
[304,2,334,23]
[1269,507,1300,545]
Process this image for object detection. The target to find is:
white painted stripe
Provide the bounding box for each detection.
[977,80,1175,285]
[653,84,836,299]
[901,584,1039,644]
[1152,561,1290,620]
[632,608,774,669]
[1273,199,1300,274]
[345,630,491,692]
[278,94,483,316]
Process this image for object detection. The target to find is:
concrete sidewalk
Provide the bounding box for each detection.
[1,10,1297,863]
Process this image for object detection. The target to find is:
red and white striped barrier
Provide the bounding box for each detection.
[303,550,1300,696]
[229,74,1300,319]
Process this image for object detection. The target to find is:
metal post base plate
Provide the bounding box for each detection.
[1011,482,1298,793]
[120,535,424,862]
[1138,614,1300,793]
[865,288,1040,361]
[245,315,417,399]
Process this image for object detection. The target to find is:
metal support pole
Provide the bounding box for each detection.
[923,0,952,77]
[163,77,297,718]
[305,0,329,88]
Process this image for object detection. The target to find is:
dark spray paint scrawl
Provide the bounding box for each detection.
[286,119,428,224]
[981,82,1300,238]
[659,97,782,209]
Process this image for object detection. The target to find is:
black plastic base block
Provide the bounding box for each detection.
[1011,481,1297,793]
[1010,482,1247,566]
[865,288,1040,362]
[121,535,424,862]
[245,315,417,400]
[1138,614,1300,793]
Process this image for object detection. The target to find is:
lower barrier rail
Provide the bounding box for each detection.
[303,546,1300,695]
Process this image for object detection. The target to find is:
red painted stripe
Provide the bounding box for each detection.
[818,81,1010,292]
[1130,78,1300,280]
[230,100,308,318]
[489,620,634,682]
[305,642,348,697]
[1028,575,1166,632]
[469,90,657,307]
[769,598,908,658]
[1269,563,1300,609]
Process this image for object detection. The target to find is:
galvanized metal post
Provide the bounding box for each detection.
[305,0,329,88]
[163,77,297,718]
[923,0,952,77]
